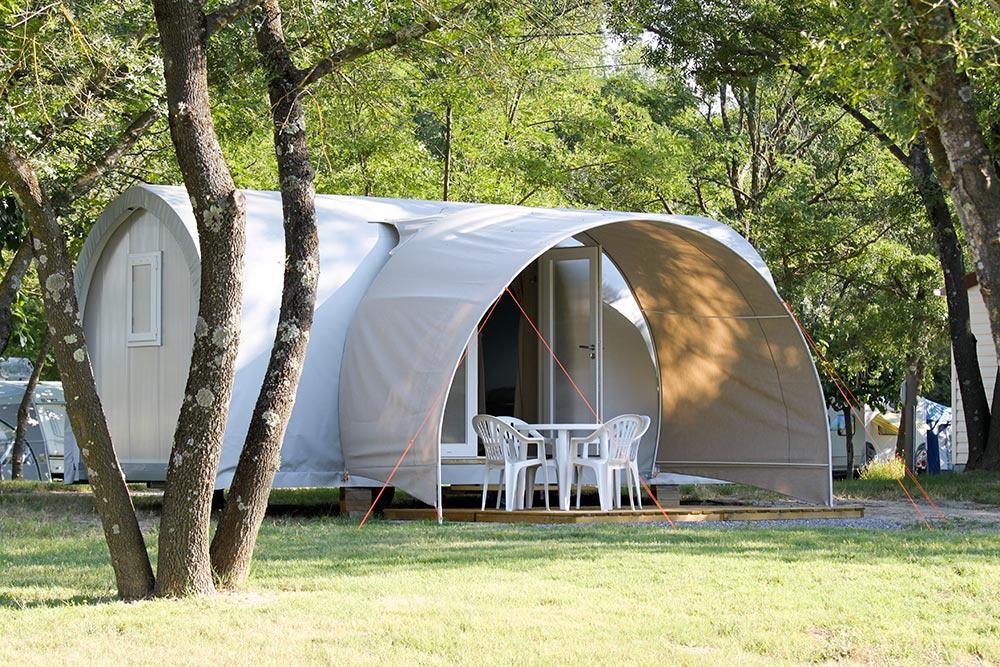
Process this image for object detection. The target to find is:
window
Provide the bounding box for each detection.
[0,419,15,468]
[36,404,68,456]
[0,420,13,451]
[127,251,162,346]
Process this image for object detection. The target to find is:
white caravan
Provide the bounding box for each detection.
[0,367,73,481]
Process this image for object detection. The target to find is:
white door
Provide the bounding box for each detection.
[539,246,602,423]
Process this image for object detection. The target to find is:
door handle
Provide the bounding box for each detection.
[579,344,596,359]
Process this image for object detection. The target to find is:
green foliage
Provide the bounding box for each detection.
[0,0,960,403]
[0,195,25,248]
[606,0,953,406]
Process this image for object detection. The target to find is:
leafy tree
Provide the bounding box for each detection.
[605,0,998,468]
[0,0,167,598]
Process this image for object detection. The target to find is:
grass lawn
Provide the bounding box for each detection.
[2,486,999,665]
[835,470,1000,506]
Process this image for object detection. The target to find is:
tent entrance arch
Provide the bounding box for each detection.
[340,211,833,510]
[436,240,658,476]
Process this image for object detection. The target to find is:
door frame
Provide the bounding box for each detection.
[439,336,479,458]
[538,245,603,423]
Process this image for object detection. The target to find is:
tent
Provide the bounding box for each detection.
[67,184,833,507]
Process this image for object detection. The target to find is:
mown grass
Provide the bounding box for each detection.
[1,488,999,665]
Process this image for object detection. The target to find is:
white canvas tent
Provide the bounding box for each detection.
[67,184,833,507]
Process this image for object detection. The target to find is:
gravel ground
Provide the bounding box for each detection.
[856,497,1000,527]
[668,516,908,530]
[656,498,1000,531]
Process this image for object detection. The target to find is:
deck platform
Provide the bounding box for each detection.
[382,504,865,524]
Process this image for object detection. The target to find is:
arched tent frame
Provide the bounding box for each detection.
[340,205,833,509]
[75,185,202,312]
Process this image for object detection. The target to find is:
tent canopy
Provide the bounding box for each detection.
[340,204,832,507]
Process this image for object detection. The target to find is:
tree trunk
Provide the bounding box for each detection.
[443,103,452,201]
[0,144,154,600]
[0,237,32,354]
[981,377,1000,470]
[843,405,855,478]
[10,335,48,480]
[152,0,247,597]
[895,361,923,470]
[907,138,992,467]
[909,0,1000,368]
[812,92,993,475]
[209,0,319,589]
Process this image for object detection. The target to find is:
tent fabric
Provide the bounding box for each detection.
[71,185,447,487]
[919,397,951,428]
[340,205,832,507]
[73,185,830,504]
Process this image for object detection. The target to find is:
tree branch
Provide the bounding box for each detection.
[784,63,910,166]
[835,101,910,166]
[298,2,470,88]
[51,106,160,209]
[205,0,262,36]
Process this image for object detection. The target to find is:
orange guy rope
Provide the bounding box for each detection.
[358,295,505,528]
[783,301,940,527]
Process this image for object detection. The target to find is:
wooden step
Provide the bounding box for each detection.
[381,504,865,524]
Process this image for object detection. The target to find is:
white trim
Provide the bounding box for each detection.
[126,251,162,346]
[538,245,603,422]
[440,337,478,458]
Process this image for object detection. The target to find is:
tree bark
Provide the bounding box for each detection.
[0,144,154,599]
[908,0,1000,369]
[208,3,467,587]
[981,374,1000,470]
[11,335,48,480]
[152,0,247,597]
[209,0,319,589]
[907,137,992,467]
[802,85,993,474]
[895,359,924,470]
[843,405,855,478]
[0,237,32,354]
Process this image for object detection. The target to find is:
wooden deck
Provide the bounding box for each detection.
[382,504,865,524]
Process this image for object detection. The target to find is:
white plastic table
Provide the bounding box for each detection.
[516,423,602,511]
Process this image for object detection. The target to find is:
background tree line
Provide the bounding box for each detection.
[0,0,996,598]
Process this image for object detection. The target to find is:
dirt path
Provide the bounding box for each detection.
[846,497,1000,527]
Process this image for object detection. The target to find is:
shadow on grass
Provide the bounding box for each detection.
[5,488,999,611]
[0,591,120,610]
[247,515,1000,588]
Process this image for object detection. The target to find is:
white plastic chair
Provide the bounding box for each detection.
[496,416,553,509]
[613,415,651,509]
[472,415,550,511]
[570,414,644,511]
